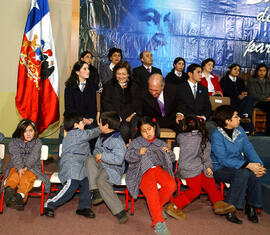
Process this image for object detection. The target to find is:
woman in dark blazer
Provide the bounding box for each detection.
[165,57,188,85]
[247,63,270,135]
[101,61,137,143]
[64,60,97,127]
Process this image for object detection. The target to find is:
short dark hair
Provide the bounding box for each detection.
[213,105,237,128]
[64,113,84,131]
[100,112,121,130]
[12,119,38,139]
[112,61,132,80]
[108,47,122,61]
[135,116,160,138]
[201,58,215,68]
[80,50,93,60]
[187,63,201,74]
[139,51,145,59]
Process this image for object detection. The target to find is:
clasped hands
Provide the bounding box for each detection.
[139,146,170,155]
[247,163,266,177]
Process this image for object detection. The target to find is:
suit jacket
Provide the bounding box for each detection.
[135,83,184,131]
[99,62,113,85]
[165,70,188,86]
[133,65,162,87]
[178,81,212,119]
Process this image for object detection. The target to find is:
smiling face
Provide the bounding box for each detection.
[203,61,214,74]
[116,67,129,84]
[229,66,240,77]
[23,125,35,142]
[76,63,90,81]
[140,123,155,140]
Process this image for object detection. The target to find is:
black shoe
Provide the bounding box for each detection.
[92,189,103,205]
[226,212,242,224]
[44,207,55,217]
[4,186,15,207]
[10,193,24,211]
[116,210,128,224]
[245,205,258,223]
[76,208,96,218]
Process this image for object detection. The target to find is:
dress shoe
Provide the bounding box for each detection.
[226,212,242,224]
[9,193,24,210]
[4,186,15,207]
[44,207,55,217]
[245,205,258,223]
[76,208,96,218]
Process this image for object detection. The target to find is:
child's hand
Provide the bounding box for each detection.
[18,168,27,178]
[206,168,213,176]
[162,146,170,153]
[95,153,102,162]
[139,147,147,155]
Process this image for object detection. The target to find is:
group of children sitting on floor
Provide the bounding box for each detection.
[0,105,265,235]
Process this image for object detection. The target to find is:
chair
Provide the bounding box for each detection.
[252,108,267,133]
[0,145,48,215]
[129,147,180,215]
[160,128,176,149]
[209,96,230,111]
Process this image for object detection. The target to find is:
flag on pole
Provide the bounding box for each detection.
[16,0,59,134]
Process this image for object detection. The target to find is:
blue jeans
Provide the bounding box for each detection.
[45,177,92,210]
[214,167,262,209]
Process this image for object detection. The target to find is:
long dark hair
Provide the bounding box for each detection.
[12,119,38,139]
[182,115,208,155]
[65,61,89,88]
[135,116,160,138]
[253,63,268,79]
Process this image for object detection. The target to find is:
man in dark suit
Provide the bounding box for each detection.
[135,73,184,133]
[178,63,215,135]
[133,51,162,87]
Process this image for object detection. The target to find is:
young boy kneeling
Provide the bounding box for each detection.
[86,111,128,224]
[44,113,100,218]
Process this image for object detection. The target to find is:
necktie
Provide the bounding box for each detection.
[79,82,86,92]
[157,98,166,117]
[193,84,197,99]
[177,72,182,77]
[147,67,151,73]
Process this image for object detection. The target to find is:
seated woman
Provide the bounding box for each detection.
[165,57,188,85]
[80,50,100,89]
[247,63,270,135]
[220,64,254,133]
[64,60,98,131]
[99,47,122,85]
[211,105,266,224]
[200,58,223,96]
[101,61,137,143]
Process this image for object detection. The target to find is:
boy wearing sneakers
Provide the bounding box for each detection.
[86,111,128,224]
[44,113,100,218]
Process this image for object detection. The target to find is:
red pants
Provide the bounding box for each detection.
[139,166,176,227]
[5,168,37,202]
[173,171,223,210]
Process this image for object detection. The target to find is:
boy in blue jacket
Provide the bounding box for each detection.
[86,111,128,224]
[44,113,100,218]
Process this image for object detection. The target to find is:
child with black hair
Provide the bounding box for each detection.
[44,113,100,218]
[167,115,235,221]
[1,119,50,210]
[125,116,176,235]
[85,111,128,224]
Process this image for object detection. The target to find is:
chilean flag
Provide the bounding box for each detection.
[16,0,59,134]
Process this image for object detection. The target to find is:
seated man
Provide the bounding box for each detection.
[178,63,215,135]
[135,73,184,133]
[133,51,162,88]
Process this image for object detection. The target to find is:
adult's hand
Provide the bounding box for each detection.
[176,114,184,124]
[247,163,266,177]
[84,118,94,125]
[126,112,136,123]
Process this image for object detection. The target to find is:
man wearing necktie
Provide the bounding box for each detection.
[135,73,184,133]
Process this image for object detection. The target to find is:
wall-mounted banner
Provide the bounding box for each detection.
[80,0,270,77]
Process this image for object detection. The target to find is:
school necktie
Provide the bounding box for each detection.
[193,84,197,99]
[79,82,86,92]
[147,67,151,73]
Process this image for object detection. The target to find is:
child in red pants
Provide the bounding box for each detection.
[125,117,176,235]
[166,115,235,220]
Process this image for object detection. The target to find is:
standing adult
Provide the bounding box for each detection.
[211,105,266,224]
[200,58,223,96]
[99,47,122,85]
[165,57,188,86]
[64,61,97,129]
[101,61,138,143]
[247,63,270,135]
[135,73,184,133]
[133,51,162,88]
[80,50,100,88]
[220,64,254,133]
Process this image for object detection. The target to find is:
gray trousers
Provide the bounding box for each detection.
[86,157,124,215]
